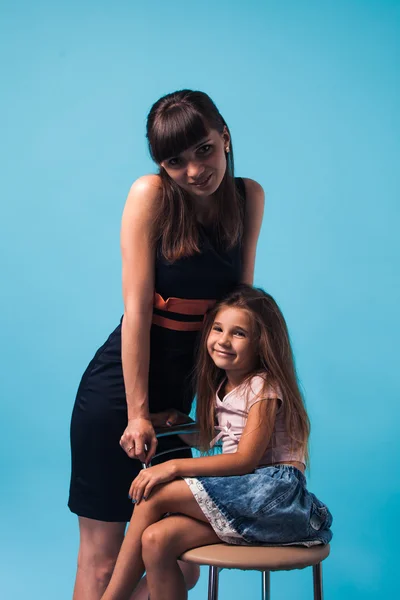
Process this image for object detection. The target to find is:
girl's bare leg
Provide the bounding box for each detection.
[129,562,200,600]
[142,515,220,600]
[101,480,211,600]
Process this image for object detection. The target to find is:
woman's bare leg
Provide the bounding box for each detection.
[71,515,198,600]
[73,517,126,600]
[101,480,213,600]
[142,515,220,600]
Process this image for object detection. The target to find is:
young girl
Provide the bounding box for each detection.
[100,285,332,600]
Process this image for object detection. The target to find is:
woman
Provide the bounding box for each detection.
[68,89,265,599]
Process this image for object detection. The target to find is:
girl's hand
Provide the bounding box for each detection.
[129,462,178,504]
[150,409,191,428]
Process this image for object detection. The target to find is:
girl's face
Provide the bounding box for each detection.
[160,128,230,198]
[207,307,258,378]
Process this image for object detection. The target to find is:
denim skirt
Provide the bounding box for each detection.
[184,465,332,546]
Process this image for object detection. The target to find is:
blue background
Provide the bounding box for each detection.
[1,1,399,598]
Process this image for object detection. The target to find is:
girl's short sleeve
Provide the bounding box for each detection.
[246,375,282,411]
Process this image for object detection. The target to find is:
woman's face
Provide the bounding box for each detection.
[160,128,230,197]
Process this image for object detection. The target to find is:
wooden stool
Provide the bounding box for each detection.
[180,542,330,600]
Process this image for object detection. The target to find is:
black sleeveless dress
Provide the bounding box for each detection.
[68,178,245,522]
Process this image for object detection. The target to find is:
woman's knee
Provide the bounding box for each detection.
[77,517,125,584]
[77,543,119,586]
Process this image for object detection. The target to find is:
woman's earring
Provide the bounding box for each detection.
[225,146,230,153]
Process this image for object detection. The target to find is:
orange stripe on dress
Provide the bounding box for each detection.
[152,315,205,332]
[152,293,217,331]
[154,293,216,315]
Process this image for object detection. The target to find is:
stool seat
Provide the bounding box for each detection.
[181,543,330,572]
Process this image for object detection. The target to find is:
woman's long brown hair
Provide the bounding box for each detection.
[146,90,244,261]
[195,285,311,465]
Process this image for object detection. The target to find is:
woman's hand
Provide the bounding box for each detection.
[129,461,178,504]
[120,417,158,465]
[150,409,192,428]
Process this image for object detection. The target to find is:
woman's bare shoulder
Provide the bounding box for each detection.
[128,174,162,199]
[123,174,162,218]
[241,177,265,221]
[241,177,265,201]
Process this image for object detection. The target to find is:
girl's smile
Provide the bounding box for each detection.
[207,307,257,380]
[214,349,236,357]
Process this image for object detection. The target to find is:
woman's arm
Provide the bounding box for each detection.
[119,175,161,464]
[240,178,265,285]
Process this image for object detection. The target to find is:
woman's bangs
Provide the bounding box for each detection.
[152,106,209,163]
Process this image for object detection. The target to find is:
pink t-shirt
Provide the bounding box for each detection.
[211,375,305,467]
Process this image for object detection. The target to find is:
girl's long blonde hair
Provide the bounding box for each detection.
[195,285,310,464]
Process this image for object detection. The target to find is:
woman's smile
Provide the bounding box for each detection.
[190,172,213,188]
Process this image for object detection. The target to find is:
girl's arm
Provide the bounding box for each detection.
[150,410,200,447]
[119,175,161,464]
[130,399,279,503]
[172,398,278,477]
[240,178,265,285]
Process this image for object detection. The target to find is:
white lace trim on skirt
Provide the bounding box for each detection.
[184,477,245,544]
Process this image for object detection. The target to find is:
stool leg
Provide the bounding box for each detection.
[261,570,270,600]
[313,563,323,600]
[208,566,220,600]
